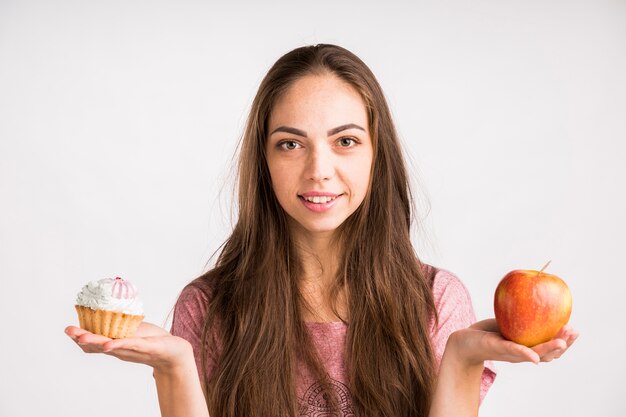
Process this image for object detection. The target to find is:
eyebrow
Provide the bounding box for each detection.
[270,123,365,137]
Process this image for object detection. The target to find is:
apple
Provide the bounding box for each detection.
[494,265,572,347]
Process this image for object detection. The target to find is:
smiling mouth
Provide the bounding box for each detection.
[298,194,342,204]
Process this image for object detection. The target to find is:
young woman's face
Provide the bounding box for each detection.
[266,74,373,239]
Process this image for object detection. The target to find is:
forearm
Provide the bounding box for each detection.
[153,358,210,417]
[429,334,484,417]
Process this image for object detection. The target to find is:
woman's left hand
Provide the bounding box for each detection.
[448,319,579,366]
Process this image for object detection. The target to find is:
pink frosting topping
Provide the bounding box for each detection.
[111,277,138,299]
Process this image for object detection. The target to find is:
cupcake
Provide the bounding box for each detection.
[75,277,144,339]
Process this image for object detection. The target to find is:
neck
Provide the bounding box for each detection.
[296,232,339,285]
[292,229,347,322]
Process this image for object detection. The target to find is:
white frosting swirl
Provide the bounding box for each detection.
[76,278,144,315]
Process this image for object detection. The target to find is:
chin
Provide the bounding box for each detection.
[291,218,346,237]
[305,224,343,235]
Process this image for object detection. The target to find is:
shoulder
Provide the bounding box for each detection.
[424,265,477,334]
[176,277,212,308]
[171,277,213,338]
[430,267,473,309]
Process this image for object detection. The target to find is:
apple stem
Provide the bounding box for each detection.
[538,260,552,274]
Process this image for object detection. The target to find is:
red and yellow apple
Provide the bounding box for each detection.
[494,268,572,347]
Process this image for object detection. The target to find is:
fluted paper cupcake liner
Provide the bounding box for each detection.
[75,305,143,339]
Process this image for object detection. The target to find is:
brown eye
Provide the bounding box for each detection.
[279,140,301,150]
[338,137,357,147]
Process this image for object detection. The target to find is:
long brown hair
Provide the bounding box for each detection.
[192,44,437,417]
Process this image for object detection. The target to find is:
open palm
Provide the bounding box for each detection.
[65,322,194,371]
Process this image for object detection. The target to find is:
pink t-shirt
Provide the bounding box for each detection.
[171,267,496,414]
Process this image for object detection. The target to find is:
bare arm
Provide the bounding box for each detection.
[429,341,483,417]
[153,357,209,417]
[429,319,578,417]
[66,323,210,417]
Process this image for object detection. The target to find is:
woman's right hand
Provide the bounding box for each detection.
[66,324,210,417]
[65,322,195,374]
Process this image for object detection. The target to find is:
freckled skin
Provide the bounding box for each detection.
[494,269,572,347]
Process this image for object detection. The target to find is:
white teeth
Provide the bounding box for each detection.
[303,195,337,204]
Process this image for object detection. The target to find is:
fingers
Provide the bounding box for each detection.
[100,338,157,364]
[65,328,155,363]
[560,326,580,347]
[553,325,579,345]
[103,336,153,353]
[65,326,113,353]
[533,338,567,354]
[65,322,168,345]
[517,344,541,364]
[65,325,88,340]
[498,339,540,364]
[452,328,540,365]
[75,335,113,353]
[64,325,191,370]
[465,320,579,365]
[532,339,566,362]
[531,325,579,362]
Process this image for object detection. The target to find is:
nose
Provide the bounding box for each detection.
[304,144,335,182]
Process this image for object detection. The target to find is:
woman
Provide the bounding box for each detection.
[66,44,578,417]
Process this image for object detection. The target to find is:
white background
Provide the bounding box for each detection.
[1,1,625,416]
